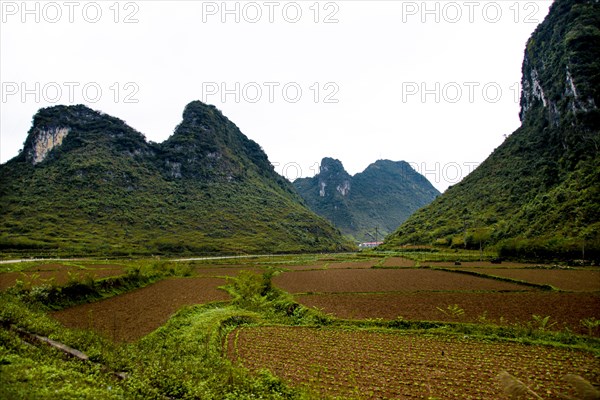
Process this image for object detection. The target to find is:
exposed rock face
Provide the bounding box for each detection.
[520,55,598,127]
[519,0,599,127]
[315,158,352,198]
[337,181,351,196]
[26,127,70,165]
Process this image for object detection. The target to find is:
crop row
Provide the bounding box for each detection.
[297,292,600,335]
[228,326,600,399]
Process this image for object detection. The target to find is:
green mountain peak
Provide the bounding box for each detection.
[1,102,354,256]
[294,158,439,242]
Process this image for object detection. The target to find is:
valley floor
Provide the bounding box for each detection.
[1,252,599,399]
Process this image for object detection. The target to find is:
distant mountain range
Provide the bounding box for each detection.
[0,102,355,256]
[381,0,600,261]
[294,158,439,241]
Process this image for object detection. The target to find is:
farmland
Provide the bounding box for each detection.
[51,277,230,342]
[228,326,600,399]
[1,253,599,399]
[271,258,600,336]
[273,268,532,293]
[456,268,600,292]
[297,292,600,334]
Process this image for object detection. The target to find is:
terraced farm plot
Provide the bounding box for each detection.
[282,264,327,271]
[297,292,600,335]
[380,257,416,268]
[457,268,600,292]
[0,264,126,290]
[426,261,542,268]
[325,260,379,269]
[273,269,532,294]
[52,277,230,342]
[228,326,600,399]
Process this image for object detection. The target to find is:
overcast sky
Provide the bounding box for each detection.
[1,0,552,191]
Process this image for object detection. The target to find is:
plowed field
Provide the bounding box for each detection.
[297,292,600,335]
[380,257,416,267]
[228,326,600,399]
[273,269,533,294]
[426,261,542,268]
[52,277,230,342]
[325,260,379,269]
[283,264,326,271]
[458,268,600,292]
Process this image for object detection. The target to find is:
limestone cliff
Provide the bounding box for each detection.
[26,127,70,165]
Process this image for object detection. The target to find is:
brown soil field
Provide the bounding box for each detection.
[458,268,600,292]
[282,264,327,271]
[228,326,600,399]
[325,260,380,269]
[0,266,126,290]
[426,261,545,268]
[52,277,230,342]
[273,269,534,294]
[380,257,416,267]
[297,292,600,335]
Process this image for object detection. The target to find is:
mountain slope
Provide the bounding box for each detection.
[0,102,354,256]
[294,158,439,241]
[381,0,600,260]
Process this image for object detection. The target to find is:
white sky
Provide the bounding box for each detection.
[0,0,552,192]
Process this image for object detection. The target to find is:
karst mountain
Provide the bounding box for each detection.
[381,0,600,260]
[0,101,354,256]
[294,158,439,241]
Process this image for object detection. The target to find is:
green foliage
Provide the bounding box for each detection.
[530,315,558,332]
[580,318,600,336]
[436,304,465,319]
[0,102,354,258]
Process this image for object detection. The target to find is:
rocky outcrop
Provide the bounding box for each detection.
[26,127,70,165]
[519,0,599,127]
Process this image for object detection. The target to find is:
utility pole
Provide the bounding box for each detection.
[375,226,379,243]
